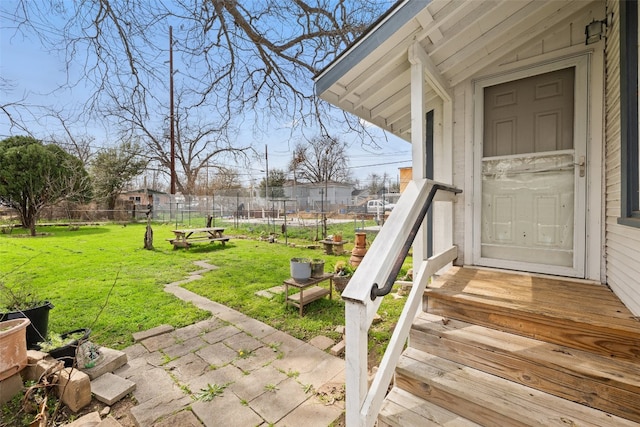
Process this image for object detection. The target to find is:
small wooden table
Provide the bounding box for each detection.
[319,240,347,255]
[169,227,229,249]
[283,273,333,316]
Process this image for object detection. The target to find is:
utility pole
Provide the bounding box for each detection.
[265,145,269,226]
[265,145,269,204]
[169,25,176,195]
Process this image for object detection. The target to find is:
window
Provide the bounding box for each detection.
[619,0,640,226]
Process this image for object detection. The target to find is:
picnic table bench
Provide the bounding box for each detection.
[168,227,230,249]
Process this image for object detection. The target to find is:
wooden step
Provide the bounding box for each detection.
[410,312,640,423]
[379,387,481,427]
[426,267,640,360]
[395,347,638,427]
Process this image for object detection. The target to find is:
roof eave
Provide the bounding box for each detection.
[314,0,431,96]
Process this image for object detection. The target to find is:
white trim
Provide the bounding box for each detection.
[472,54,591,278]
[588,47,605,283]
[463,83,475,267]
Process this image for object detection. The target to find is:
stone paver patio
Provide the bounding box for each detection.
[113,260,345,426]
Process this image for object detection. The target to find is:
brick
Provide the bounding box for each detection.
[32,358,64,382]
[330,340,345,357]
[55,368,91,412]
[64,411,101,427]
[21,350,48,382]
[0,372,24,405]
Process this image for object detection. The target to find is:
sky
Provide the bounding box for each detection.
[0,2,412,188]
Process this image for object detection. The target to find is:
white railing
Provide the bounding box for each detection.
[342,179,460,427]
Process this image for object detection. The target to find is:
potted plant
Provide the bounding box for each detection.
[36,328,91,368]
[332,231,343,243]
[310,259,325,278]
[333,260,355,292]
[0,318,30,381]
[290,257,312,281]
[0,282,54,349]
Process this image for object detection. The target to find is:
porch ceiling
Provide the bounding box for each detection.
[315,0,596,142]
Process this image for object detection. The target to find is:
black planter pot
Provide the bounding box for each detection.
[0,301,54,349]
[43,328,91,368]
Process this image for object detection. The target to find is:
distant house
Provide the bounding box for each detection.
[283,181,353,211]
[120,189,170,218]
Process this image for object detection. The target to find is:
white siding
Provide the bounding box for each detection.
[604,0,640,316]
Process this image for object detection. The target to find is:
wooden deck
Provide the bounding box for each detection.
[379,267,640,426]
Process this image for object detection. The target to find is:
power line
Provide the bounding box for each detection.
[350,160,411,168]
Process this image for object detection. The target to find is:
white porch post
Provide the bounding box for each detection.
[409,43,428,269]
[408,42,454,267]
[344,299,368,427]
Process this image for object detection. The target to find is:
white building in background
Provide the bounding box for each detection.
[283,181,354,211]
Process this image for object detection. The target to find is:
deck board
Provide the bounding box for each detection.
[426,267,640,359]
[429,267,640,329]
[411,312,640,422]
[396,348,639,427]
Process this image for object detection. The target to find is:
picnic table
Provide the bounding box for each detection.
[168,227,230,249]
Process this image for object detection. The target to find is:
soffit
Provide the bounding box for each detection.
[315,0,598,142]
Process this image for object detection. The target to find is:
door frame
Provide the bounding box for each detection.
[472,55,590,278]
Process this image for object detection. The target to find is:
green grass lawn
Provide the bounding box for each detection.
[0,222,410,361]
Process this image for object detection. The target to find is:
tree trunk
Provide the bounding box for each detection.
[27,215,37,236]
[143,224,154,250]
[107,196,117,220]
[143,209,154,250]
[20,206,38,237]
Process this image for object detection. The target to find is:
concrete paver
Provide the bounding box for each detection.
[114,260,345,426]
[129,367,180,404]
[91,372,136,405]
[223,331,263,353]
[129,393,192,426]
[262,330,306,355]
[162,335,208,359]
[232,346,279,372]
[165,352,210,381]
[230,365,288,402]
[82,347,128,380]
[152,410,202,427]
[201,325,242,344]
[195,342,238,367]
[139,332,177,353]
[308,335,335,350]
[233,316,279,340]
[250,377,310,424]
[191,390,263,427]
[185,364,245,396]
[132,324,174,342]
[276,395,344,427]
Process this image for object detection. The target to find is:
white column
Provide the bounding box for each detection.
[409,44,428,271]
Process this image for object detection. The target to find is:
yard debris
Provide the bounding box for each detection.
[316,382,345,405]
